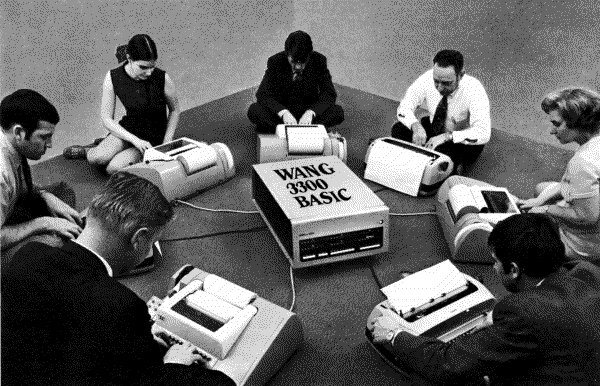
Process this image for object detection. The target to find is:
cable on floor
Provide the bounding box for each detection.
[389,210,437,216]
[288,264,296,312]
[175,199,259,214]
[160,225,267,243]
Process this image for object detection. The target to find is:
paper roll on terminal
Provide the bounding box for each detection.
[124,137,235,201]
[286,126,327,155]
[176,145,218,174]
[257,124,347,164]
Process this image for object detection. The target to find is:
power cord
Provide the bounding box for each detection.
[160,225,267,243]
[372,188,438,216]
[165,199,298,311]
[171,195,433,312]
[288,264,296,312]
[389,210,437,216]
[175,199,259,214]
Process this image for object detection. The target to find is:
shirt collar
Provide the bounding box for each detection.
[0,131,20,162]
[72,239,114,277]
[579,133,600,153]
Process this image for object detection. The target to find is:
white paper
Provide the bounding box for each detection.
[448,184,484,219]
[364,140,430,196]
[286,125,328,154]
[185,289,240,323]
[176,145,217,174]
[381,260,468,316]
[203,274,257,309]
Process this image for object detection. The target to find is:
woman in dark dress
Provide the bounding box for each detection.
[84,34,180,173]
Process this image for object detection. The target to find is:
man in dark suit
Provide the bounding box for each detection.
[247,30,344,133]
[1,172,235,386]
[369,213,600,385]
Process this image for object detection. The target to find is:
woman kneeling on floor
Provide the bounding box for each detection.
[65,34,180,174]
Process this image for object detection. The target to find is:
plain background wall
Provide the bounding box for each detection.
[294,0,600,151]
[2,0,600,160]
[1,0,294,161]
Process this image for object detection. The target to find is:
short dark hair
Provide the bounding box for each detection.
[116,34,158,63]
[541,88,600,134]
[88,172,173,239]
[284,30,313,63]
[488,213,566,278]
[433,50,464,75]
[0,89,60,139]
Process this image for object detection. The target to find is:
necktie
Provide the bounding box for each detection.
[292,71,302,82]
[21,155,33,194]
[430,95,449,136]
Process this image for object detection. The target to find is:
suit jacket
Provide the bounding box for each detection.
[1,241,235,386]
[255,51,337,116]
[391,260,600,385]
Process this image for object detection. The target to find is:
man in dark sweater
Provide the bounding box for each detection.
[1,172,235,386]
[369,213,600,385]
[247,30,344,133]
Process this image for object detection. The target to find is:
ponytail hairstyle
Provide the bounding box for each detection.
[115,34,158,63]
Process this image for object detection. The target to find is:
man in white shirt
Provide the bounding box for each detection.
[392,50,491,174]
[0,89,82,267]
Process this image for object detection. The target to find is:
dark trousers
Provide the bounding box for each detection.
[2,182,77,268]
[391,117,485,169]
[247,102,345,133]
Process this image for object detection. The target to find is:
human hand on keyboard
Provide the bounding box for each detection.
[163,342,207,366]
[280,109,298,125]
[410,122,427,147]
[298,110,315,125]
[368,307,401,345]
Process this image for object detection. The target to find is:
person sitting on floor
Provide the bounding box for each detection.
[0,89,82,267]
[519,88,600,262]
[64,34,180,174]
[247,30,344,133]
[369,213,600,385]
[391,49,491,175]
[1,171,235,386]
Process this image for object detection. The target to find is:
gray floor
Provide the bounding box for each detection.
[30,85,572,384]
[2,0,599,161]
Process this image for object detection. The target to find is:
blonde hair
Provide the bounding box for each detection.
[541,88,600,134]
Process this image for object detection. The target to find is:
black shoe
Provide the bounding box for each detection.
[63,145,88,159]
[127,254,156,276]
[115,242,160,277]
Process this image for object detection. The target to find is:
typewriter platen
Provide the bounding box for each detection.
[148,265,303,386]
[365,260,495,376]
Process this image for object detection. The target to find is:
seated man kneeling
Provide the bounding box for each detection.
[369,213,600,385]
[392,50,491,175]
[0,89,82,267]
[248,30,344,133]
[1,172,235,386]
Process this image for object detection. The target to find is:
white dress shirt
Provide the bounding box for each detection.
[396,69,491,145]
[0,132,28,226]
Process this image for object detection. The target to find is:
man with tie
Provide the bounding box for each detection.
[392,50,491,174]
[247,30,345,133]
[0,89,82,266]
